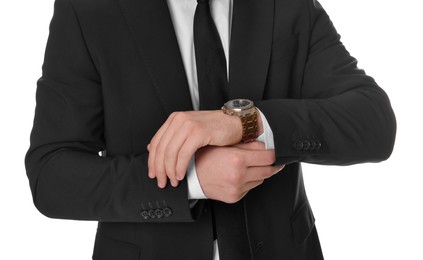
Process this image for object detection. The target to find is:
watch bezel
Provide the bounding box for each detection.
[223,99,254,113]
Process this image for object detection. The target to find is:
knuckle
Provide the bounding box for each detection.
[227,171,242,185]
[228,186,241,197]
[170,111,179,119]
[229,154,246,168]
[156,143,167,156]
[182,118,194,127]
[164,147,176,160]
[174,111,188,122]
[178,147,192,160]
[154,161,164,175]
[225,194,242,204]
[182,120,201,134]
[164,163,175,176]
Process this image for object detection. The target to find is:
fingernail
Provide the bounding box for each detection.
[158,181,165,189]
[176,175,183,181]
[147,144,151,151]
[148,171,154,178]
[171,180,179,187]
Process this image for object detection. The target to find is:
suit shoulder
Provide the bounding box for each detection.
[64,0,116,14]
[58,0,122,24]
[68,0,110,7]
[273,0,321,13]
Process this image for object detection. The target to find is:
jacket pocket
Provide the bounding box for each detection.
[290,199,316,245]
[271,33,299,61]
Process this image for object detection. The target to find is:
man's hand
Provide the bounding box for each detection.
[147,110,244,188]
[196,142,284,203]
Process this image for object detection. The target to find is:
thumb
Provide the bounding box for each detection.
[273,164,286,175]
[234,141,266,150]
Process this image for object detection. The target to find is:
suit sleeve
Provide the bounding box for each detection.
[255,0,396,165]
[25,0,196,223]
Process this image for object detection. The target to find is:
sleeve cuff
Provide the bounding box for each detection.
[186,155,207,200]
[256,108,275,150]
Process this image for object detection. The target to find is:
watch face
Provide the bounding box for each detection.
[227,99,253,110]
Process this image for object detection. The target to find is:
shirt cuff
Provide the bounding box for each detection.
[256,108,275,150]
[186,155,207,200]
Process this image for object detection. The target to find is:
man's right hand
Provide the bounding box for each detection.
[195,142,285,204]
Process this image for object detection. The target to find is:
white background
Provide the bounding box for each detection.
[0,0,422,259]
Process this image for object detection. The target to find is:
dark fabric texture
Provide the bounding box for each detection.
[25,0,396,259]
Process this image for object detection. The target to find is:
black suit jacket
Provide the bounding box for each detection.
[25,0,396,259]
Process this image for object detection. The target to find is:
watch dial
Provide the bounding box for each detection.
[231,99,252,109]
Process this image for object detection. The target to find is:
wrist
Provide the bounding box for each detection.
[222,99,259,143]
[220,110,243,144]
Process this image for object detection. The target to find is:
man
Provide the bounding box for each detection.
[25,0,396,259]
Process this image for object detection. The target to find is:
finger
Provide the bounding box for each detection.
[168,118,208,181]
[245,164,285,182]
[175,137,203,181]
[153,136,169,188]
[148,113,176,178]
[163,133,190,186]
[154,140,171,188]
[234,141,266,150]
[160,118,199,186]
[243,149,276,167]
[155,167,168,188]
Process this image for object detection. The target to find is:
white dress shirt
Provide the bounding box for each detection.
[166,0,275,258]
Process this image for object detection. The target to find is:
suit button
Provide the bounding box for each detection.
[310,140,316,150]
[315,141,322,150]
[148,209,156,219]
[303,140,311,151]
[163,207,172,217]
[293,140,304,151]
[155,209,164,219]
[140,210,149,220]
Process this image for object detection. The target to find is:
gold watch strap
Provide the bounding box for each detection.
[241,109,258,143]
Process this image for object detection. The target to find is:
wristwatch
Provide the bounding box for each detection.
[222,99,258,143]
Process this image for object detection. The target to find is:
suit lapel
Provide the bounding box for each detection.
[229,0,274,101]
[117,0,193,115]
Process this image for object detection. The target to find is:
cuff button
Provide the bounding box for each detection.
[155,209,164,219]
[140,210,149,220]
[163,207,173,217]
[310,140,317,150]
[303,140,311,151]
[148,209,157,219]
[293,140,304,151]
[316,141,322,150]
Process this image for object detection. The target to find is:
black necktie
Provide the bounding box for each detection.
[194,0,229,110]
